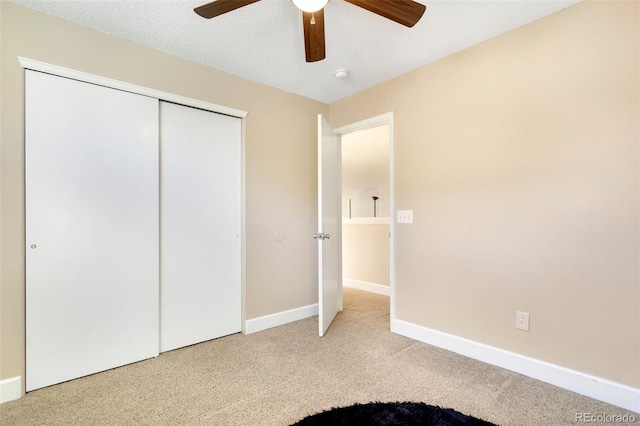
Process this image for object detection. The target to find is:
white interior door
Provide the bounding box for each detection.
[160,101,241,353]
[25,70,160,391]
[317,115,342,337]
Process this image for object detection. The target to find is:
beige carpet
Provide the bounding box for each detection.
[1,288,627,425]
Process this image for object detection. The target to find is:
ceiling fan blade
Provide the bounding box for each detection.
[344,0,426,27]
[194,0,261,19]
[303,10,326,62]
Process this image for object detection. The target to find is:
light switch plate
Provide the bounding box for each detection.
[397,210,413,224]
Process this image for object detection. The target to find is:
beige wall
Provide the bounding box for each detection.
[343,224,390,286]
[0,2,327,389]
[331,1,639,387]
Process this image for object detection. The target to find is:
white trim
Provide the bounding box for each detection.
[335,112,395,322]
[240,118,248,334]
[344,278,390,296]
[392,319,640,413]
[245,304,319,334]
[0,377,22,404]
[18,57,247,119]
[343,217,389,225]
[334,112,394,135]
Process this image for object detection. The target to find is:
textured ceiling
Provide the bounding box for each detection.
[10,0,580,103]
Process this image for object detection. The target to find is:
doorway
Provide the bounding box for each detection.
[335,113,394,321]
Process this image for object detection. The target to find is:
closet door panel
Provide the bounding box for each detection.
[25,71,159,391]
[160,101,241,352]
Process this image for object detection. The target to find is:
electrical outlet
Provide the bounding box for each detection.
[516,311,530,331]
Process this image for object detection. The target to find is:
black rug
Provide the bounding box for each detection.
[291,401,498,426]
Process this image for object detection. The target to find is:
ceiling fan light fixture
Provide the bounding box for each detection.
[195,0,426,62]
[291,0,328,13]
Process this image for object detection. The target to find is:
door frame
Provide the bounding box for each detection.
[334,112,396,322]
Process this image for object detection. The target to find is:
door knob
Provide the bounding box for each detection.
[313,232,330,240]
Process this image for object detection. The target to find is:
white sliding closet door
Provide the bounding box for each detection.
[25,71,160,391]
[160,101,241,352]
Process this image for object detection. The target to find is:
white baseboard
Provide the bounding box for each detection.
[0,376,22,404]
[343,278,390,296]
[392,319,640,413]
[245,303,318,334]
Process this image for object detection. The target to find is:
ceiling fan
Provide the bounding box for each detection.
[194,0,426,62]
